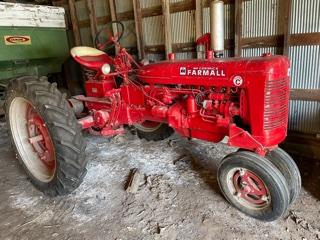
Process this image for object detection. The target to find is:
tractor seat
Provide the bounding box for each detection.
[70,46,114,70]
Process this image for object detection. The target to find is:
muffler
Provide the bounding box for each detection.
[210,0,224,57]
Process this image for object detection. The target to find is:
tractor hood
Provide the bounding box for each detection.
[137,56,290,87]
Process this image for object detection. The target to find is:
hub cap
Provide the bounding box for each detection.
[226,167,270,209]
[9,97,56,182]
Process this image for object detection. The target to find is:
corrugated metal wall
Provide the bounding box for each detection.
[242,0,279,38]
[288,0,320,133]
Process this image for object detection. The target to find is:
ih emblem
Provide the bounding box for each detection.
[180,67,187,75]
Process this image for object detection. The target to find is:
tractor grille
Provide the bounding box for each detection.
[264,77,289,130]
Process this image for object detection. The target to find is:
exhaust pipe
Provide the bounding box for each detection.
[210,0,224,57]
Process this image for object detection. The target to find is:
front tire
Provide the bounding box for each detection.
[5,76,87,196]
[265,148,301,204]
[218,151,290,221]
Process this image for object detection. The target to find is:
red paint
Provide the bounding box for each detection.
[70,39,290,155]
[26,104,55,171]
[232,169,269,206]
[196,33,211,52]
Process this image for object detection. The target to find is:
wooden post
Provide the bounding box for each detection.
[282,0,292,56]
[161,0,173,58]
[108,0,119,53]
[68,0,81,46]
[195,0,203,40]
[133,0,145,59]
[86,0,98,43]
[234,0,242,57]
[108,0,117,21]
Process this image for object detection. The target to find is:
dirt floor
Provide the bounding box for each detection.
[0,119,320,240]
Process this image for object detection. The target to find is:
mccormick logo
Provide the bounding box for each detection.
[179,67,226,77]
[4,35,31,45]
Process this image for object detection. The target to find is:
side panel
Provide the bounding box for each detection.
[0,27,69,80]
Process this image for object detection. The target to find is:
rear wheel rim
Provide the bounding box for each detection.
[9,97,56,183]
[226,167,271,210]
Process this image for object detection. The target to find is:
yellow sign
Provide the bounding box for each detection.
[4,35,31,45]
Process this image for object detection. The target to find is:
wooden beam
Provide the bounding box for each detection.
[117,10,135,21]
[142,0,195,18]
[145,42,195,54]
[234,0,242,57]
[79,15,112,28]
[282,0,292,56]
[290,89,320,102]
[170,0,195,12]
[78,11,135,28]
[141,5,162,18]
[161,0,173,58]
[290,32,320,46]
[68,0,81,46]
[133,0,145,59]
[86,0,98,43]
[195,0,203,40]
[242,35,283,48]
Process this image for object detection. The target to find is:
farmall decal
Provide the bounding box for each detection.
[179,67,226,77]
[4,35,31,45]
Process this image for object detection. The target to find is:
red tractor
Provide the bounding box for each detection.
[5,21,301,221]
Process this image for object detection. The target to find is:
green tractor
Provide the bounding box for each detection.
[0,2,82,112]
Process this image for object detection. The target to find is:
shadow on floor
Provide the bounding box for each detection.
[294,154,320,201]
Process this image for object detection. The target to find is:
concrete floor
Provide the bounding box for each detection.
[0,119,320,240]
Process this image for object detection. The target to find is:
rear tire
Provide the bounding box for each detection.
[265,148,301,204]
[135,121,174,141]
[218,151,290,221]
[5,76,87,196]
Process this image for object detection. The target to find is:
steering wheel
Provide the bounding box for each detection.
[94,21,124,52]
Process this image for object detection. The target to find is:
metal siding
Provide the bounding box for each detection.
[147,53,165,61]
[80,27,92,46]
[289,101,320,133]
[203,4,234,40]
[140,0,161,9]
[291,0,320,34]
[75,0,89,22]
[94,0,110,18]
[170,0,185,3]
[142,16,164,45]
[241,47,278,57]
[287,45,320,134]
[171,10,195,43]
[223,50,232,58]
[175,52,196,59]
[115,0,133,13]
[119,20,137,47]
[289,45,320,89]
[242,0,279,38]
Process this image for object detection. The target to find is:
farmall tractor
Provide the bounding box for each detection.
[5,13,301,221]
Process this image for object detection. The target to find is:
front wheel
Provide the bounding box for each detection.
[5,76,87,196]
[265,148,301,204]
[218,151,290,221]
